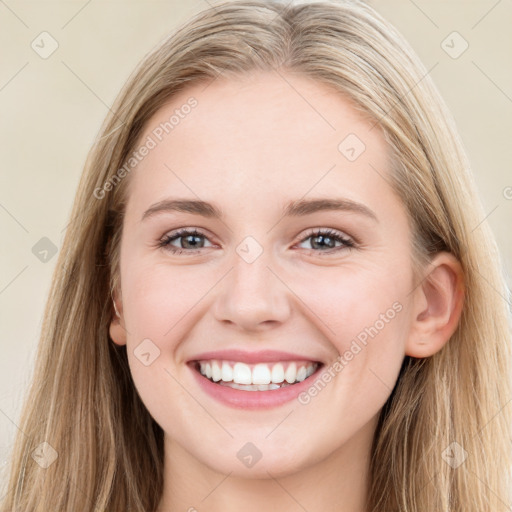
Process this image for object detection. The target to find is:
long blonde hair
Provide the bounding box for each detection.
[2,1,511,510]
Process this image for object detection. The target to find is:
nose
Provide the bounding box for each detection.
[212,246,291,332]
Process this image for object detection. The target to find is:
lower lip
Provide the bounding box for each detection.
[188,362,324,409]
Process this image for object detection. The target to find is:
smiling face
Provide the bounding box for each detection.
[109,70,421,478]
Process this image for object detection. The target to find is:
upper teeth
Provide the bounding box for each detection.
[197,360,318,385]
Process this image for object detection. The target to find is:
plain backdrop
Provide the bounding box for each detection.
[1,0,511,475]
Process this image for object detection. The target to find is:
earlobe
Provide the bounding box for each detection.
[109,317,127,346]
[109,293,127,346]
[405,252,465,358]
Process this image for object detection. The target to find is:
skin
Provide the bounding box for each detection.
[109,70,464,512]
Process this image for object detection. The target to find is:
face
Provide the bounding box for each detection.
[110,71,420,478]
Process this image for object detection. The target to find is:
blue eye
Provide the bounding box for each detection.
[297,228,355,254]
[158,228,212,255]
[158,228,355,255]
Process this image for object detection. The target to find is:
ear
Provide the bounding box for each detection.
[109,288,127,346]
[406,252,465,358]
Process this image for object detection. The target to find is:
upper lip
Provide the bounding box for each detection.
[187,349,323,365]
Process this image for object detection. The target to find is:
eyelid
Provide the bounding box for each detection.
[158,226,358,255]
[158,227,215,250]
[293,228,357,254]
[296,227,355,245]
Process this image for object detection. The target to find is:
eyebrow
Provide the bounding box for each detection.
[141,197,378,223]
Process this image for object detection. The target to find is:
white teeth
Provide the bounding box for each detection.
[200,362,212,379]
[284,362,297,383]
[252,364,271,385]
[197,360,319,386]
[218,381,283,391]
[221,361,233,382]
[271,363,285,383]
[233,362,252,384]
[211,361,222,382]
[296,366,307,382]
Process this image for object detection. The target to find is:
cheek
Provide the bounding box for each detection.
[121,259,207,346]
[119,261,203,434]
[291,262,410,401]
[292,260,409,347]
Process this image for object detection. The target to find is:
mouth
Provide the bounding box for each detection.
[189,359,324,391]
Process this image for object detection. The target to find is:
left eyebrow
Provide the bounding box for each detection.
[283,198,378,223]
[141,197,378,223]
[141,199,223,222]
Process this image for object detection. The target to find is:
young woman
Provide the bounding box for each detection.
[2,0,511,510]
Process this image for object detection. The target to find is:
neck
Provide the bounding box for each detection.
[156,415,377,512]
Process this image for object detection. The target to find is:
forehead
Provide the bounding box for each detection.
[125,71,395,219]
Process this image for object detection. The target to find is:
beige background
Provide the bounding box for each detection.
[1,0,511,477]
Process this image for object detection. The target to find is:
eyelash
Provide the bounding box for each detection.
[157,228,356,256]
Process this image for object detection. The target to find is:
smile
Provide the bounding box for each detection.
[192,359,320,391]
[186,349,326,408]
